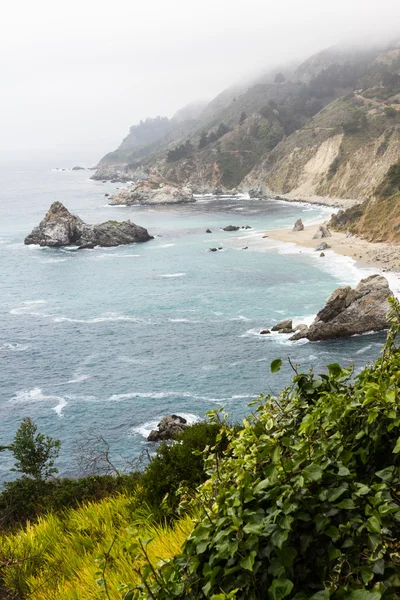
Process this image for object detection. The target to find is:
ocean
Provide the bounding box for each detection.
[0,159,391,482]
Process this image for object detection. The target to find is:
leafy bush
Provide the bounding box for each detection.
[139,422,226,518]
[11,417,60,480]
[128,300,400,599]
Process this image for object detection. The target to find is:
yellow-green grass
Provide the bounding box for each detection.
[0,495,193,599]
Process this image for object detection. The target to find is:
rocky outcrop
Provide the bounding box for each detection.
[72,166,85,171]
[109,180,194,205]
[293,219,304,231]
[313,225,331,239]
[147,415,188,442]
[223,225,240,231]
[271,319,293,332]
[24,202,153,248]
[290,275,393,341]
[315,242,330,251]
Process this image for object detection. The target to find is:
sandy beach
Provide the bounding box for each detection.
[264,223,400,272]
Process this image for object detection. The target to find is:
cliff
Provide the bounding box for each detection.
[94,41,400,206]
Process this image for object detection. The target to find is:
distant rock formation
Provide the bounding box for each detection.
[109,180,194,206]
[24,202,153,248]
[72,166,85,171]
[290,275,393,341]
[315,242,330,251]
[293,219,304,231]
[147,415,188,442]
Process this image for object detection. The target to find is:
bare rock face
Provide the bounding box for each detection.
[24,202,153,248]
[291,275,393,341]
[293,219,304,231]
[313,225,331,239]
[109,180,194,206]
[147,415,188,442]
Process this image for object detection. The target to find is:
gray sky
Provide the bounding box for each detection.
[1,0,399,163]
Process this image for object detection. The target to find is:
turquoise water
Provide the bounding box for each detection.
[0,161,387,482]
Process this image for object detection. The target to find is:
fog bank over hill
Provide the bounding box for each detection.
[1,0,400,159]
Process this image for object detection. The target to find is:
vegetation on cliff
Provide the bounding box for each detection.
[330,162,400,243]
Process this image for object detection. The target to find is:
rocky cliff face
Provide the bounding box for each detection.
[24,202,153,248]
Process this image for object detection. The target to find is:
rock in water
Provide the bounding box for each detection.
[147,415,188,442]
[109,180,194,205]
[291,275,393,341]
[293,219,304,231]
[24,201,153,248]
[313,225,331,239]
[223,225,240,231]
[271,319,293,332]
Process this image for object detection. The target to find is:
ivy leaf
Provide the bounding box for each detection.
[367,515,381,533]
[346,590,381,600]
[336,499,355,509]
[393,437,400,454]
[268,578,294,600]
[271,359,283,374]
[303,464,323,482]
[240,551,257,571]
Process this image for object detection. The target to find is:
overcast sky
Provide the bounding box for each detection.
[1,0,399,163]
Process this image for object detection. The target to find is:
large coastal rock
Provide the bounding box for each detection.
[290,275,393,341]
[109,180,194,206]
[293,219,304,231]
[24,202,153,248]
[147,415,188,442]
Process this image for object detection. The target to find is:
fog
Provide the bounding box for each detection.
[1,0,399,163]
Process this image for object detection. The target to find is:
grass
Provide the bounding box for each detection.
[0,494,194,599]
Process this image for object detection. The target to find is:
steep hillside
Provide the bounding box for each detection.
[329,162,400,242]
[94,41,400,200]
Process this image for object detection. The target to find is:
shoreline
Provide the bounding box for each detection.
[265,223,400,274]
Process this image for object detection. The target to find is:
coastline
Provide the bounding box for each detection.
[265,223,400,273]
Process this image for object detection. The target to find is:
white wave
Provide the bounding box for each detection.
[38,258,68,264]
[10,387,68,412]
[1,342,30,352]
[154,243,176,248]
[91,253,140,259]
[53,313,149,324]
[10,300,49,316]
[52,398,68,416]
[355,344,373,355]
[159,273,186,278]
[230,315,251,321]
[64,374,91,384]
[168,318,193,323]
[108,391,254,404]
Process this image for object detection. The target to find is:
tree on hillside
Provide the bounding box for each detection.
[11,418,60,480]
[274,72,286,83]
[198,131,208,149]
[216,122,230,139]
[239,111,247,125]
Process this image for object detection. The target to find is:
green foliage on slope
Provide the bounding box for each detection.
[126,299,400,599]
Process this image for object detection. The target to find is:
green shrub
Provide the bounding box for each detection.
[128,299,400,599]
[376,162,400,199]
[139,422,226,518]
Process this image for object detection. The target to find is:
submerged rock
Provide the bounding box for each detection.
[260,329,271,335]
[223,225,240,231]
[109,180,194,205]
[206,229,212,233]
[292,275,393,341]
[24,201,153,248]
[293,219,304,231]
[147,415,188,442]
